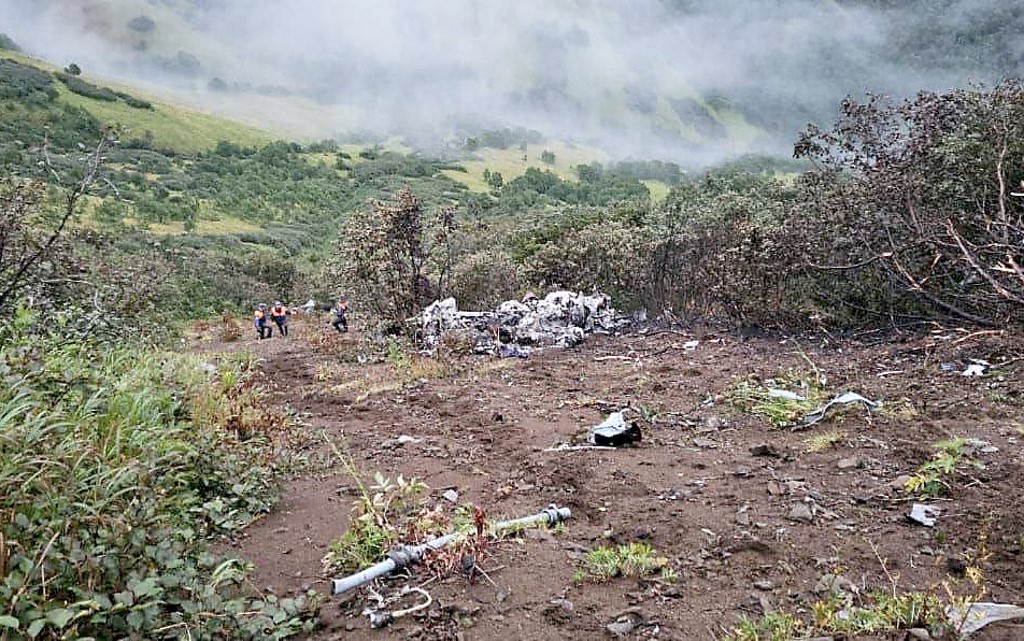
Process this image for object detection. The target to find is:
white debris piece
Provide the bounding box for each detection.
[908,503,940,527]
[768,388,806,401]
[802,392,880,427]
[947,602,1024,637]
[962,359,990,377]
[416,291,630,352]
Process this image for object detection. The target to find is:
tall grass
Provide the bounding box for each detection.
[0,317,316,639]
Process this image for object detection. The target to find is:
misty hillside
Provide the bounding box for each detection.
[3,0,1023,163]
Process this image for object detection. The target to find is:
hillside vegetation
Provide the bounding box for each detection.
[1,30,1023,641]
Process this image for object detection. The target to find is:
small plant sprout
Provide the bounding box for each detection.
[574,542,671,583]
[804,429,846,453]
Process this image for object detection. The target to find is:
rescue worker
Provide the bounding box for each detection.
[253,304,270,340]
[270,301,289,337]
[331,296,348,333]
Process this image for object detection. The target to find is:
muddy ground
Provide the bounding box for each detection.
[198,317,1024,640]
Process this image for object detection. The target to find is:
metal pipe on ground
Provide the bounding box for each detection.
[331,505,572,596]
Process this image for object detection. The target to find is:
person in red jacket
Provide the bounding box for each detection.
[269,301,289,337]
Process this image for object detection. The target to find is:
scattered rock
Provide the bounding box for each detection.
[692,437,717,449]
[813,572,859,597]
[945,556,967,576]
[906,628,932,640]
[443,489,460,503]
[750,443,781,458]
[891,474,913,490]
[786,502,814,523]
[766,480,785,496]
[733,466,752,478]
[543,598,574,625]
[606,619,638,637]
[837,456,861,470]
[753,579,774,591]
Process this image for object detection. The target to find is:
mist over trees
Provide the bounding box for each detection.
[4,0,1023,163]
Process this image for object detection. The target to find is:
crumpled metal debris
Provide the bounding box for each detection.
[947,601,1024,637]
[589,411,642,447]
[908,503,939,527]
[962,359,990,377]
[801,392,881,427]
[417,291,629,353]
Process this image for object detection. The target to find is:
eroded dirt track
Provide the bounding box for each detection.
[200,319,1024,640]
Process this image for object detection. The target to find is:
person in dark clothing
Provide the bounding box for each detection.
[331,297,348,333]
[270,301,289,337]
[253,304,270,340]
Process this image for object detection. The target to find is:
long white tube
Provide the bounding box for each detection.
[331,505,571,595]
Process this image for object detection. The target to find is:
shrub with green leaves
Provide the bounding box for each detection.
[0,312,318,639]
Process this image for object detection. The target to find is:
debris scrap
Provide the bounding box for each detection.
[417,291,630,353]
[908,503,940,527]
[801,392,881,427]
[589,411,643,447]
[947,601,1024,637]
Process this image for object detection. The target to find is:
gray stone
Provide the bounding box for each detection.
[753,579,774,591]
[606,619,638,637]
[786,502,814,523]
[837,456,860,470]
[443,489,460,503]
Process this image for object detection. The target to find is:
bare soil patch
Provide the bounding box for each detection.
[198,318,1024,640]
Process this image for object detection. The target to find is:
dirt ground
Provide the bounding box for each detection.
[199,316,1024,641]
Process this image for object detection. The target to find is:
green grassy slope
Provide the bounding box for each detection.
[2,50,274,152]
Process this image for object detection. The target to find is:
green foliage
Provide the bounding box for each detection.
[729,372,825,428]
[725,612,802,641]
[322,467,429,575]
[57,72,120,102]
[0,59,57,101]
[905,437,982,497]
[724,589,945,640]
[574,543,671,583]
[795,81,1024,326]
[540,149,556,165]
[0,318,318,639]
[810,591,945,636]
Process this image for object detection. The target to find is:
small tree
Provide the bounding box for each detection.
[335,187,435,323]
[64,62,81,76]
[0,131,114,312]
[540,150,556,165]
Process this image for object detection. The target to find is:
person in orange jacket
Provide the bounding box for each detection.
[269,301,289,337]
[253,304,270,340]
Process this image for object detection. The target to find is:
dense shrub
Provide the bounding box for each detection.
[56,73,120,102]
[794,81,1024,326]
[0,60,56,100]
[449,248,524,309]
[0,316,318,639]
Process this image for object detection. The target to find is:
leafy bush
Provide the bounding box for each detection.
[0,315,318,639]
[56,73,120,102]
[449,249,524,309]
[795,81,1024,326]
[0,60,56,100]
